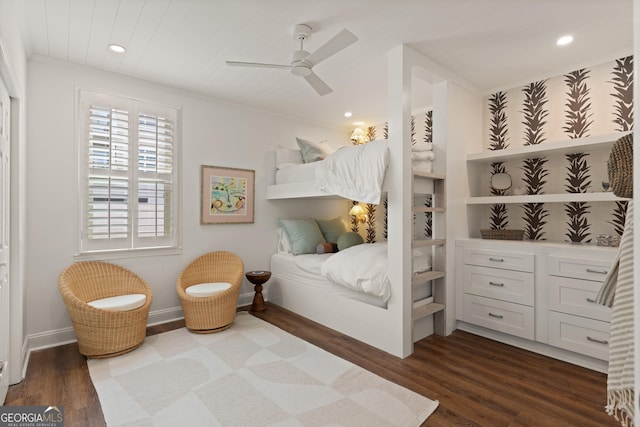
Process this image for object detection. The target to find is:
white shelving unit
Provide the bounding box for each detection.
[465,131,631,239]
[412,172,446,339]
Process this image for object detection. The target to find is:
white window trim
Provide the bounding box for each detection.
[74,88,182,259]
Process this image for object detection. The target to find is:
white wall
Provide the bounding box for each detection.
[0,0,29,384]
[25,56,346,349]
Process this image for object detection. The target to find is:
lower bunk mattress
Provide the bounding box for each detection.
[270,252,388,308]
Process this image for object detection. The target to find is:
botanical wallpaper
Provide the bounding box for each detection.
[484,55,633,241]
[370,110,434,242]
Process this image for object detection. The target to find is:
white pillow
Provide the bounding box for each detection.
[88,294,147,311]
[185,282,232,298]
[295,137,333,163]
[276,147,303,169]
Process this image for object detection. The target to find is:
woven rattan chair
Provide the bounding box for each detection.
[177,251,244,333]
[58,261,152,358]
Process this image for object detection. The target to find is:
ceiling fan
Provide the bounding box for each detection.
[226,24,358,96]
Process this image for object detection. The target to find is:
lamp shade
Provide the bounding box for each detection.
[349,204,365,216]
[350,128,368,145]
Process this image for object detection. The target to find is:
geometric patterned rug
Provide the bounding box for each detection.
[87,312,438,426]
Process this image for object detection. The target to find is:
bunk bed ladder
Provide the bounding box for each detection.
[411,172,446,342]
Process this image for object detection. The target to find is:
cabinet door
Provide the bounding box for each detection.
[463,265,534,306]
[463,248,534,272]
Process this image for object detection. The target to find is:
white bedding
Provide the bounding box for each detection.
[321,243,391,302]
[274,242,432,305]
[315,139,389,204]
[271,252,388,308]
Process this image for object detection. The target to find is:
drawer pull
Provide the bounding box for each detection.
[586,268,608,275]
[488,312,504,319]
[488,257,504,263]
[586,336,609,345]
[489,281,505,287]
[586,297,596,304]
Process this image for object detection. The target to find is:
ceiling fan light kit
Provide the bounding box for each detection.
[226,23,358,96]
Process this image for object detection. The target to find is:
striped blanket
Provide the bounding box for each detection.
[596,201,634,426]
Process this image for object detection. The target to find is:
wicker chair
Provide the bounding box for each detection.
[177,251,244,333]
[58,261,152,358]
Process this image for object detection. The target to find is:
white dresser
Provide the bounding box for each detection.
[456,239,616,372]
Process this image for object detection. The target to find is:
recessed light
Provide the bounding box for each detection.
[352,121,365,126]
[556,35,573,46]
[344,112,353,118]
[109,44,126,53]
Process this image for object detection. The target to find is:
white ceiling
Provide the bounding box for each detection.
[12,0,633,128]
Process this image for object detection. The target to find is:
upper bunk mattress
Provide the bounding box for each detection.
[275,162,318,185]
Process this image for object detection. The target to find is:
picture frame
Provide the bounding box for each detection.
[200,165,255,224]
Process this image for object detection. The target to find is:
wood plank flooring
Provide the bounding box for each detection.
[5,304,617,426]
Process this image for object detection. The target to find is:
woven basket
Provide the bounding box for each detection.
[481,229,525,240]
[609,134,633,199]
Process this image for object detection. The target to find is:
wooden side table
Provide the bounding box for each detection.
[245,270,271,312]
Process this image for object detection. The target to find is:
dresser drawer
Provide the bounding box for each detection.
[463,294,534,340]
[548,276,612,322]
[548,255,613,282]
[548,311,610,360]
[464,265,534,306]
[463,248,534,272]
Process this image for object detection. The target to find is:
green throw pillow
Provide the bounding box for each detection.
[316,217,348,243]
[337,232,364,251]
[279,219,326,255]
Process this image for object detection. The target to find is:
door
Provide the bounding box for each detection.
[0,76,11,402]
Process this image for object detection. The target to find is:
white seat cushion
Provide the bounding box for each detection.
[88,294,147,311]
[185,282,232,298]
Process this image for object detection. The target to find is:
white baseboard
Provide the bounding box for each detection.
[457,321,609,373]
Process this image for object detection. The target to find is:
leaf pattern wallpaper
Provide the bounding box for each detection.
[520,80,550,240]
[482,56,633,242]
[487,91,509,230]
[608,55,633,233]
[564,153,591,242]
[377,111,433,241]
[563,69,592,241]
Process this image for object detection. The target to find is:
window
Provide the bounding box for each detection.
[77,90,180,255]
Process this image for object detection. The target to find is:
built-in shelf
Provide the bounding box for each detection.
[413,270,445,284]
[466,131,629,164]
[413,238,446,248]
[467,192,629,204]
[414,171,445,180]
[413,302,446,321]
[413,206,445,213]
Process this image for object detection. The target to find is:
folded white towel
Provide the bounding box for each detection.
[412,141,433,152]
[412,151,435,161]
[412,160,433,174]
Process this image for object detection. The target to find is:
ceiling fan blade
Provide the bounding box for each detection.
[304,72,332,96]
[226,60,291,69]
[305,29,358,66]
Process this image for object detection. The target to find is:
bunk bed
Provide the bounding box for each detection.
[265,135,445,358]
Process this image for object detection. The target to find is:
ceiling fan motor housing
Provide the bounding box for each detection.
[290,50,312,76]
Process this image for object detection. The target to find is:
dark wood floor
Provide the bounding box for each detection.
[5,303,617,426]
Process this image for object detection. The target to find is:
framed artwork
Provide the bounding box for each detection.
[200,165,255,224]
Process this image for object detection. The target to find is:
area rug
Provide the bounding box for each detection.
[87,312,438,426]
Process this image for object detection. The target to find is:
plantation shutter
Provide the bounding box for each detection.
[136,113,174,239]
[79,89,179,254]
[87,105,130,241]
